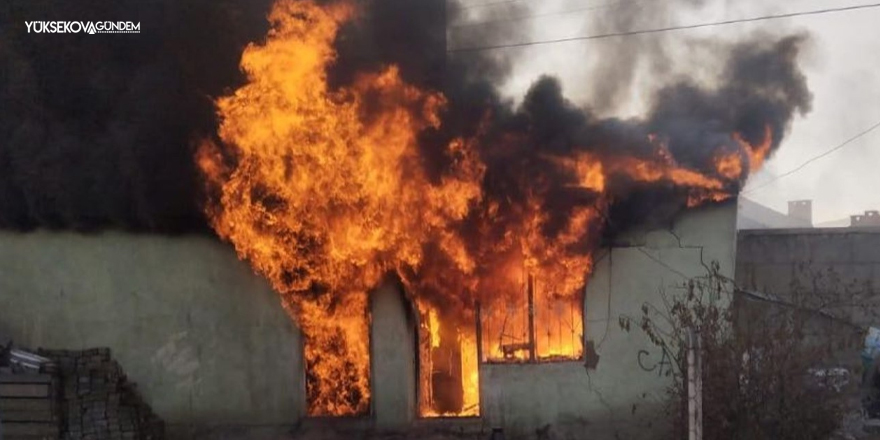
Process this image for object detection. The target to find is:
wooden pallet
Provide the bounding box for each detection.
[1,372,60,439]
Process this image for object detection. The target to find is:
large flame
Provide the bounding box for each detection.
[197,0,482,415]
[198,0,774,417]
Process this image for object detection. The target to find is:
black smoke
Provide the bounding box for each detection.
[297,0,813,321]
[0,0,274,232]
[608,34,813,232]
[0,0,811,234]
[328,0,809,205]
[324,1,812,256]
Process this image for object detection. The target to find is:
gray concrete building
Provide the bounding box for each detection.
[735,227,880,366]
[0,202,737,439]
[852,210,880,228]
[737,197,813,229]
[736,227,880,319]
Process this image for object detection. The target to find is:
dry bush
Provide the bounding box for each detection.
[620,262,848,440]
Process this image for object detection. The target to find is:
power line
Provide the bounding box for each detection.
[743,119,880,194]
[452,0,636,29]
[453,0,820,30]
[457,0,523,11]
[448,2,880,52]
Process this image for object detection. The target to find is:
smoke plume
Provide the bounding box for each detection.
[0,0,811,238]
[0,0,274,231]
[326,0,812,234]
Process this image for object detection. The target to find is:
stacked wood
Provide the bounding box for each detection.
[0,371,61,440]
[38,348,164,440]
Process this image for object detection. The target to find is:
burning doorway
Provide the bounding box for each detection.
[416,302,480,417]
[414,272,584,418]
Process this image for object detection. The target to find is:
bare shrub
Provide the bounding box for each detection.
[620,262,848,440]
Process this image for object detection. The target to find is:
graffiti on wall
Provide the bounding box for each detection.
[637,346,673,377]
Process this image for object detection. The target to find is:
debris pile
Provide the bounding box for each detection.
[0,340,60,439]
[38,348,165,440]
[0,371,61,439]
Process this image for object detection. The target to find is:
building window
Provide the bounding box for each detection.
[414,274,584,418]
[478,275,584,362]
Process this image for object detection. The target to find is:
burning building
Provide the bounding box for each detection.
[194,0,806,424]
[0,203,738,438]
[0,0,812,437]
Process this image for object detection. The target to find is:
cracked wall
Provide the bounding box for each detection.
[478,201,737,439]
[0,200,737,439]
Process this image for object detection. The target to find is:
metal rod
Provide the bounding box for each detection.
[476,301,483,363]
[527,274,536,362]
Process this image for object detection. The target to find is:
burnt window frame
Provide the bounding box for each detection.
[476,274,586,364]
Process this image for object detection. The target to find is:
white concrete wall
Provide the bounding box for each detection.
[479,201,737,439]
[370,281,417,429]
[0,231,305,433]
[0,200,737,439]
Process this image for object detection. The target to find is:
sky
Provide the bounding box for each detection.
[449,0,880,224]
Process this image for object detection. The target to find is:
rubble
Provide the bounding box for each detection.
[0,371,60,439]
[1,339,61,440]
[37,348,165,440]
[0,341,165,440]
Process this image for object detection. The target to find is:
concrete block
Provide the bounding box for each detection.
[0,374,52,384]
[1,410,55,422]
[0,398,53,413]
[0,383,50,398]
[2,421,59,436]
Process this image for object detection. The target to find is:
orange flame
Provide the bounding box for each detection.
[738,125,774,172]
[716,125,774,181]
[417,302,480,417]
[198,0,777,418]
[197,0,482,416]
[714,152,743,180]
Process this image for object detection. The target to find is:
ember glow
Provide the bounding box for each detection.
[199,0,790,418]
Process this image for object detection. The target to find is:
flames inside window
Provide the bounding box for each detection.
[415,274,583,418]
[480,275,584,362]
